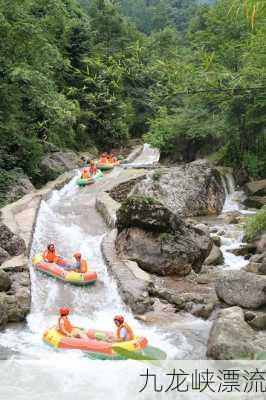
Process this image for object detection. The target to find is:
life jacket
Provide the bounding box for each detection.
[57,316,74,335]
[43,250,58,263]
[99,157,107,164]
[89,166,97,176]
[81,170,89,179]
[116,322,134,341]
[80,259,88,273]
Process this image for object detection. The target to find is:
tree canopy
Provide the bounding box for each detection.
[0,0,265,200]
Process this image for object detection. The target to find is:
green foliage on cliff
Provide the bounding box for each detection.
[245,206,266,241]
[0,0,265,198]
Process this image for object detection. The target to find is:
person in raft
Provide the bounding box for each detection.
[113,315,134,342]
[43,243,61,264]
[89,160,97,176]
[99,152,108,164]
[57,307,88,339]
[80,168,91,180]
[73,252,89,273]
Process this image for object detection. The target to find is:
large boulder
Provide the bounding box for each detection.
[40,151,80,182]
[0,223,26,257]
[132,160,226,217]
[245,180,266,196]
[216,271,266,309]
[207,307,266,359]
[116,196,212,276]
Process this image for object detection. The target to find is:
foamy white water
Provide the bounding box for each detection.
[0,145,185,400]
[217,174,251,270]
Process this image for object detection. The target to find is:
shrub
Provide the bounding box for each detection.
[245,206,266,241]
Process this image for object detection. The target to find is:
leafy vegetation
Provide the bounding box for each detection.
[245,206,266,241]
[0,0,265,207]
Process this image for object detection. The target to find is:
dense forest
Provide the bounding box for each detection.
[0,0,265,199]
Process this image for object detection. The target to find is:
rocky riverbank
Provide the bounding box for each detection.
[98,157,266,359]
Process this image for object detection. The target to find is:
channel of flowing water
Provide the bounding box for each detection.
[0,151,255,399]
[0,145,180,400]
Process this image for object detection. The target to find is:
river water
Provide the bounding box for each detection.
[0,148,255,399]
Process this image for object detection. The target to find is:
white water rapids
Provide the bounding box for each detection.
[0,149,255,399]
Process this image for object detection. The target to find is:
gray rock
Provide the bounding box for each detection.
[229,244,256,257]
[132,160,226,217]
[246,312,266,330]
[216,271,266,309]
[204,245,224,266]
[2,173,34,206]
[243,196,266,209]
[223,211,241,224]
[0,247,9,265]
[40,151,80,181]
[102,230,154,314]
[207,307,266,359]
[0,270,11,292]
[245,179,266,196]
[116,196,212,276]
[212,235,221,247]
[4,235,26,257]
[0,223,26,256]
[189,303,215,320]
[2,289,30,322]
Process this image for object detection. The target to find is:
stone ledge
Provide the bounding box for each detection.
[101,229,154,315]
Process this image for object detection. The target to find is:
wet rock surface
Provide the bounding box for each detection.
[132,159,226,217]
[207,307,266,359]
[116,196,212,276]
[216,271,266,309]
[102,229,154,314]
[204,244,224,266]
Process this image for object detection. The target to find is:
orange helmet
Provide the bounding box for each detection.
[114,315,124,325]
[60,307,70,316]
[74,252,81,260]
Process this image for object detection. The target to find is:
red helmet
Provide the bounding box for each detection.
[60,307,70,316]
[74,252,81,260]
[114,315,124,325]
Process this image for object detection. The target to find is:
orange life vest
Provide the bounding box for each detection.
[43,250,58,263]
[57,316,74,335]
[80,259,88,273]
[81,170,89,179]
[99,157,107,164]
[116,322,134,341]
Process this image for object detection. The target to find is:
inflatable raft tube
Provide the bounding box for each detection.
[32,255,97,286]
[77,169,103,186]
[96,162,114,171]
[43,328,148,360]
